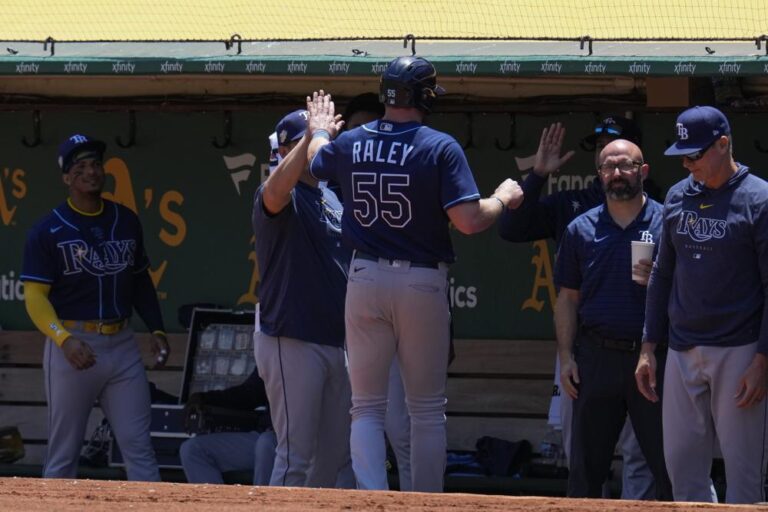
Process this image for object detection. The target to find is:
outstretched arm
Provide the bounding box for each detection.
[447,179,523,235]
[498,123,576,242]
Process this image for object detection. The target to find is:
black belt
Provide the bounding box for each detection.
[580,327,639,352]
[355,251,439,269]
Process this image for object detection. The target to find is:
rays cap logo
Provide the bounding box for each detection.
[58,133,106,173]
[664,106,731,156]
[275,110,309,147]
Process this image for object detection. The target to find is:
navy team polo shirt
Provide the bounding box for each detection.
[252,182,350,348]
[555,197,664,341]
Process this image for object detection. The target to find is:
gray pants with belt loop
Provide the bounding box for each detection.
[43,327,159,481]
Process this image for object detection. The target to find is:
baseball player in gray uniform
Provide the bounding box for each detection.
[307,56,523,492]
[341,92,412,491]
[637,106,768,504]
[21,134,169,481]
[252,109,354,488]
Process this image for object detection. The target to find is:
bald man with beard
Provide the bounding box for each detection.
[553,140,672,500]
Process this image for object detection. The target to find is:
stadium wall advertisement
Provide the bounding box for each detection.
[2,110,768,337]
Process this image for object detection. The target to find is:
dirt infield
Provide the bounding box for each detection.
[0,478,766,511]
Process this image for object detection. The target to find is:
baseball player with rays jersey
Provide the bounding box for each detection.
[637,106,768,504]
[307,56,523,492]
[20,134,169,481]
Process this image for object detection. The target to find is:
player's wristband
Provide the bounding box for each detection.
[312,129,331,141]
[490,195,505,212]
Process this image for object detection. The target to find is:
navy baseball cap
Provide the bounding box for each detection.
[58,133,106,173]
[583,115,641,145]
[664,106,731,156]
[275,110,308,147]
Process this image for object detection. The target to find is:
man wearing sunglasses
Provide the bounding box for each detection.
[555,138,672,500]
[637,106,768,503]
[499,116,657,500]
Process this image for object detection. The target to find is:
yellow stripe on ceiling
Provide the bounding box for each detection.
[2,1,766,41]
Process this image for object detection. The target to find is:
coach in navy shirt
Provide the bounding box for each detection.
[252,108,353,488]
[554,139,671,500]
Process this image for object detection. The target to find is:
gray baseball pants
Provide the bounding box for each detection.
[43,328,159,481]
[346,257,450,492]
[254,331,354,488]
[663,342,768,504]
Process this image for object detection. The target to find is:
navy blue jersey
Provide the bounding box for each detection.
[252,182,350,347]
[21,199,149,321]
[644,166,768,354]
[309,120,480,264]
[555,197,663,341]
[498,172,604,247]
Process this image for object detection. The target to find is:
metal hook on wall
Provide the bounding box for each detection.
[44,36,55,56]
[212,111,233,148]
[225,34,243,55]
[461,113,475,150]
[580,35,593,57]
[403,34,416,56]
[21,110,42,148]
[494,113,516,151]
[115,110,136,148]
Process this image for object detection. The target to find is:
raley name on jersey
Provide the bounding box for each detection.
[58,239,137,276]
[352,140,415,167]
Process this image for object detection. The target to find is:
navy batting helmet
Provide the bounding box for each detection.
[379,56,445,113]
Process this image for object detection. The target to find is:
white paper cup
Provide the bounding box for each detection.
[631,241,655,282]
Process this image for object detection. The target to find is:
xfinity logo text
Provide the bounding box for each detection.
[628,62,651,74]
[584,62,606,74]
[287,61,307,74]
[718,62,741,75]
[371,63,387,74]
[674,62,696,75]
[499,61,521,74]
[160,61,183,73]
[112,62,136,74]
[328,61,349,74]
[246,61,266,73]
[64,62,87,73]
[15,63,39,74]
[456,62,477,74]
[204,61,225,73]
[540,61,562,73]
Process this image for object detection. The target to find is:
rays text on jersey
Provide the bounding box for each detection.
[58,239,137,276]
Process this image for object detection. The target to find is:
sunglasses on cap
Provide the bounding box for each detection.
[594,124,623,137]
[683,140,716,161]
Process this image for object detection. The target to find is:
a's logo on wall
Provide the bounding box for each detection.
[0,167,27,226]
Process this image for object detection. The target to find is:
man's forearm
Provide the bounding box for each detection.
[555,292,578,364]
[262,134,310,214]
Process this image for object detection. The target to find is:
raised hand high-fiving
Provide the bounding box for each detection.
[533,122,576,177]
[307,90,344,138]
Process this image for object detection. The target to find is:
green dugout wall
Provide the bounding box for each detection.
[3,107,768,336]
